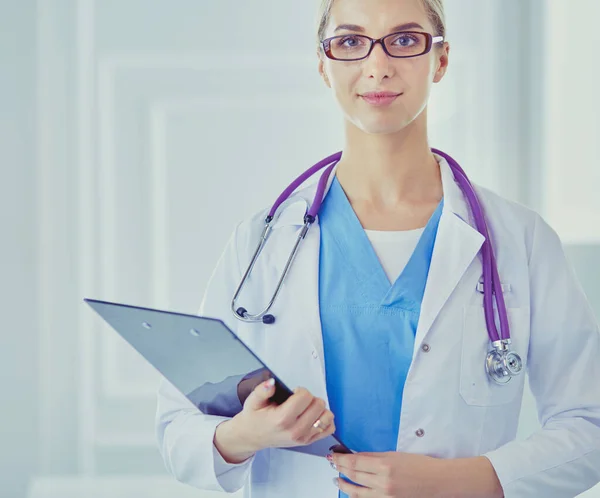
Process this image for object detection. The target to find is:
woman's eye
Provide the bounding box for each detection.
[340,36,360,47]
[394,35,417,46]
[389,33,420,47]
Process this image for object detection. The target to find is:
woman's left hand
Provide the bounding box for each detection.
[328,451,444,497]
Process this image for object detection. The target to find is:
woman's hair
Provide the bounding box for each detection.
[316,0,446,46]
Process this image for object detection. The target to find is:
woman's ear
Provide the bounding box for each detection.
[317,52,332,88]
[433,42,450,83]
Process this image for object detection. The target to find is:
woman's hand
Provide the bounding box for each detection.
[214,378,336,463]
[236,368,271,406]
[330,452,505,498]
[329,451,445,497]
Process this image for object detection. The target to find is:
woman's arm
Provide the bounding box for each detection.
[481,214,600,497]
[155,220,258,493]
[437,456,504,498]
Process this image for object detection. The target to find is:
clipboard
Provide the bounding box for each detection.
[84,298,353,457]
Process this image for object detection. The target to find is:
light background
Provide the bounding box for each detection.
[1,0,599,497]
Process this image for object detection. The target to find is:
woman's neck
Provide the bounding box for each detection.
[335,120,442,211]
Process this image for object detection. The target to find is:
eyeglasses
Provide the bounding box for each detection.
[320,31,444,61]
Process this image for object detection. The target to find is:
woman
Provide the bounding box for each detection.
[155,0,600,496]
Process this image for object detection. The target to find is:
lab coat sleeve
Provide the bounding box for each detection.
[155,221,258,493]
[482,214,600,498]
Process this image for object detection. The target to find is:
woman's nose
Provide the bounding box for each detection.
[363,41,394,79]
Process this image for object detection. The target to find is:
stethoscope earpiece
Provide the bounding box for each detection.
[235,307,275,325]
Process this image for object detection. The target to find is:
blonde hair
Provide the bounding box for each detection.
[316,0,446,46]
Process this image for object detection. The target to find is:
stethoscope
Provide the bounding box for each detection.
[231,148,523,385]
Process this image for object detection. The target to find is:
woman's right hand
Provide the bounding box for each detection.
[214,378,336,463]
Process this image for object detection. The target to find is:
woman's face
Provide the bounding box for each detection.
[318,0,449,136]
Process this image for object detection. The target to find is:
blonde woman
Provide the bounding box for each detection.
[156,0,600,496]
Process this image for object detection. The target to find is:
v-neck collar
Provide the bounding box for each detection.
[321,175,443,310]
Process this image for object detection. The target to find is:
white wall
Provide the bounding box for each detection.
[541,0,600,243]
[0,1,38,497]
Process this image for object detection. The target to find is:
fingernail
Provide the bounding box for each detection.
[326,453,333,462]
[263,378,275,389]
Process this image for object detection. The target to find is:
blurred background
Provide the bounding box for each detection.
[2,0,599,497]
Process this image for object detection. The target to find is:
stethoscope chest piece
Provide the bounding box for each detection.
[485,339,524,385]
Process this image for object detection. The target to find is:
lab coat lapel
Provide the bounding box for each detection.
[268,174,338,407]
[286,218,327,388]
[290,165,340,377]
[412,158,485,358]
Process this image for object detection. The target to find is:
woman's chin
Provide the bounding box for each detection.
[356,120,413,136]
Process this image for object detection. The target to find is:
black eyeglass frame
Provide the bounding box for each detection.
[320,31,445,61]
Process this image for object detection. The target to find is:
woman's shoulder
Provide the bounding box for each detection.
[473,183,563,258]
[232,184,316,249]
[238,182,317,231]
[474,184,539,226]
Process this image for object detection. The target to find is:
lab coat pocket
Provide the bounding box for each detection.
[459,305,530,406]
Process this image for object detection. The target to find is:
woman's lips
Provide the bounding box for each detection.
[360,92,401,107]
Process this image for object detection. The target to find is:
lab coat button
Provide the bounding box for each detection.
[415,429,425,437]
[312,350,318,359]
[421,343,431,352]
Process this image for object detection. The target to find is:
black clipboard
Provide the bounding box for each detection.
[84,298,353,457]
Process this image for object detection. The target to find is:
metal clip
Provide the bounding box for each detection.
[477,280,511,294]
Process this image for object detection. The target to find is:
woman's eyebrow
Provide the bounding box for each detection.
[333,22,425,33]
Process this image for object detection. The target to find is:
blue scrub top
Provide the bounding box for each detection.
[318,176,443,495]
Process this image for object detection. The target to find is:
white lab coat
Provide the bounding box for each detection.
[155,157,600,498]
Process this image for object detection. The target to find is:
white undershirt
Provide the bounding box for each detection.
[364,227,425,284]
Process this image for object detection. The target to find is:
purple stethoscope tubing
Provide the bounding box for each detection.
[433,148,509,344]
[265,148,507,342]
[231,148,523,384]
